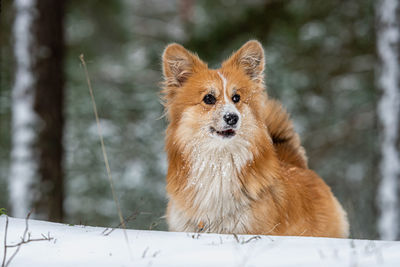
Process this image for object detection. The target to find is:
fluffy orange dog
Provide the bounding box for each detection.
[161,40,349,238]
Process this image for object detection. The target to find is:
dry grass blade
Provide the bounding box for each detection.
[79,54,132,257]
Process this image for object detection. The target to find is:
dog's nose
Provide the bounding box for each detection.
[223,112,239,126]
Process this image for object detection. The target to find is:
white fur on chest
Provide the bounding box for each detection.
[169,138,254,233]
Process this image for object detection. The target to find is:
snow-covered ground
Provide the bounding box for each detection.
[0,216,399,267]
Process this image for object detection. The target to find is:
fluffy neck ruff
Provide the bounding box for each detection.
[166,126,280,233]
[184,137,253,233]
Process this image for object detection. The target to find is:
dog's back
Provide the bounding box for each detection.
[261,99,349,237]
[263,99,308,169]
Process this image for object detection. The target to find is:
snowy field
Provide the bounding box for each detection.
[1,215,399,267]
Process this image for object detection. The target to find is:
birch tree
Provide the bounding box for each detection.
[377,0,400,240]
[9,0,65,222]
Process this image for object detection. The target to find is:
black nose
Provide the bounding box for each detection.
[223,112,239,126]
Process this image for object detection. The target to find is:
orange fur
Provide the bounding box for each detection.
[161,40,349,238]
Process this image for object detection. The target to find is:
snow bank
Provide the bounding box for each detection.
[0,216,399,266]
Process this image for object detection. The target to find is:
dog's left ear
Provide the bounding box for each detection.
[222,40,265,83]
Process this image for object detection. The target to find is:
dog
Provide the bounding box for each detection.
[161,40,349,238]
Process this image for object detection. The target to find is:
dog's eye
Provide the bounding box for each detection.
[232,94,240,103]
[203,94,216,105]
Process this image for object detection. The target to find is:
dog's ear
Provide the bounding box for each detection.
[162,43,206,88]
[222,40,265,83]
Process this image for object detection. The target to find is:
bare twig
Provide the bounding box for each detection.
[149,214,164,230]
[1,216,8,267]
[79,54,132,257]
[241,235,261,244]
[102,211,140,236]
[5,233,52,248]
[2,212,53,267]
[232,233,261,245]
[233,233,240,243]
[142,247,149,258]
[5,213,31,266]
[152,250,160,258]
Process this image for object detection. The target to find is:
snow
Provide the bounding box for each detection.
[1,216,400,266]
[377,0,400,241]
[9,0,38,218]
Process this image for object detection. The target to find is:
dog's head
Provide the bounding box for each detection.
[162,40,270,152]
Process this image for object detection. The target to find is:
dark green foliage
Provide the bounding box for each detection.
[0,208,7,216]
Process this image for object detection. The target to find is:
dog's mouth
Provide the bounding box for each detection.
[210,127,236,138]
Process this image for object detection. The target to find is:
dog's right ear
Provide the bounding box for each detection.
[162,43,206,88]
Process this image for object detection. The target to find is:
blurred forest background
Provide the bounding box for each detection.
[1,0,397,240]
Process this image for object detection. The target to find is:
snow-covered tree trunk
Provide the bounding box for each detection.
[9,0,65,222]
[10,0,38,219]
[377,0,400,240]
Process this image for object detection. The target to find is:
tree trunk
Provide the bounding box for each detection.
[377,0,400,240]
[9,0,65,222]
